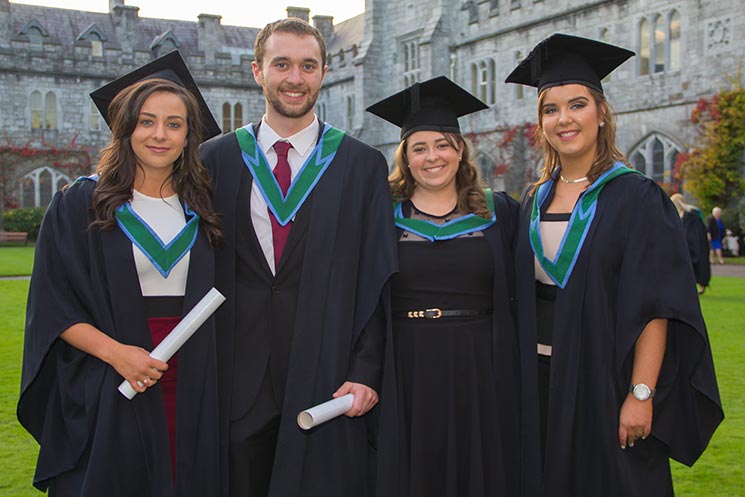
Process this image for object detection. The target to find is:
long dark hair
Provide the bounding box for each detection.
[90,78,222,246]
[531,86,628,194]
[389,132,491,218]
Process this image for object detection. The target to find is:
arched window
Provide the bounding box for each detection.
[90,99,101,131]
[514,51,524,100]
[628,133,681,184]
[669,10,681,71]
[30,90,43,129]
[45,91,57,129]
[488,59,496,105]
[472,59,496,105]
[652,137,665,181]
[475,152,504,191]
[160,39,178,53]
[653,15,666,73]
[91,39,103,57]
[18,166,71,208]
[402,39,420,87]
[346,95,355,131]
[639,18,650,75]
[233,103,243,130]
[317,102,327,122]
[222,102,232,134]
[600,28,612,83]
[27,26,43,51]
[477,61,488,102]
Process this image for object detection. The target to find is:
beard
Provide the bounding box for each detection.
[263,83,320,119]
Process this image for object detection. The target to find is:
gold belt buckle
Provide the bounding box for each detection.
[424,308,442,319]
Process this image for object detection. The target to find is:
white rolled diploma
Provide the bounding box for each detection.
[118,287,226,400]
[297,394,355,430]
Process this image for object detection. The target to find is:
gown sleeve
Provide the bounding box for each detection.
[613,178,723,466]
[17,181,107,486]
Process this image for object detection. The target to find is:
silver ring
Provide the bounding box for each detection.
[136,380,145,388]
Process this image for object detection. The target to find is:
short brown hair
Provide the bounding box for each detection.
[254,18,327,68]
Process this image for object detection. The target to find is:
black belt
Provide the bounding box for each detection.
[394,308,493,319]
[144,296,184,319]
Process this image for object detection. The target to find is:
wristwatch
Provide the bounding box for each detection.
[630,383,656,401]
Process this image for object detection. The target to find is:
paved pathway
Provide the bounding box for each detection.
[711,262,745,279]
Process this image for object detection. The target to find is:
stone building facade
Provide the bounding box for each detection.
[0,0,741,210]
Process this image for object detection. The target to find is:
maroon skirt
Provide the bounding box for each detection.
[147,316,180,477]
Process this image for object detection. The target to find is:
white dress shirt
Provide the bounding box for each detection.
[251,116,321,274]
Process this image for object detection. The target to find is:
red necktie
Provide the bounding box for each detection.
[270,141,293,270]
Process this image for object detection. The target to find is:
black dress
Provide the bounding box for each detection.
[389,203,509,497]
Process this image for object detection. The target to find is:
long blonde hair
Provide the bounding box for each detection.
[389,132,491,218]
[531,86,628,194]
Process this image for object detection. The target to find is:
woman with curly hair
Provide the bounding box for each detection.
[368,76,523,497]
[18,52,223,497]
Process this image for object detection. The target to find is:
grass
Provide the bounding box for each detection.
[0,273,743,495]
[0,279,38,496]
[670,276,745,496]
[0,247,35,277]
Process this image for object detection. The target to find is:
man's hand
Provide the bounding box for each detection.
[333,381,378,417]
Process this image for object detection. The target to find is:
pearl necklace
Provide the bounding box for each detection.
[559,174,588,184]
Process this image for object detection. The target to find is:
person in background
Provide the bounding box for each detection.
[199,17,397,497]
[18,51,223,496]
[670,193,710,294]
[367,76,525,497]
[506,34,723,497]
[707,206,725,264]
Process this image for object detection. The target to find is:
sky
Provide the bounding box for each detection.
[13,0,366,28]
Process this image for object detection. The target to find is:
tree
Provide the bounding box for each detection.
[681,67,745,213]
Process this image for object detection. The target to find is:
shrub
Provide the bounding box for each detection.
[3,207,47,241]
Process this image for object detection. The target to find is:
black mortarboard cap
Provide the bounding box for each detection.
[366,76,488,140]
[90,50,221,140]
[505,34,634,94]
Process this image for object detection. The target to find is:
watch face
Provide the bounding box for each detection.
[633,384,651,401]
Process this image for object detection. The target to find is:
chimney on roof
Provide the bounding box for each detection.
[0,0,9,49]
[286,6,310,23]
[312,15,334,42]
[110,0,139,53]
[198,14,222,63]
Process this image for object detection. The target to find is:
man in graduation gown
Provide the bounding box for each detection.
[199,18,397,497]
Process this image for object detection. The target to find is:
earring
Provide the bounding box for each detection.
[599,122,605,128]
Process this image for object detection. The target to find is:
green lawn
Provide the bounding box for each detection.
[670,276,744,496]
[723,256,745,266]
[0,279,37,495]
[0,247,35,277]
[0,275,742,495]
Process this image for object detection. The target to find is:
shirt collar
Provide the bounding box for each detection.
[257,115,320,158]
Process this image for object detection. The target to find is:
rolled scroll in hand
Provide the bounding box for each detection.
[297,394,355,430]
[118,287,226,400]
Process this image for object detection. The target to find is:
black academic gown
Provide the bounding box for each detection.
[376,192,530,497]
[200,123,397,497]
[17,180,220,497]
[515,173,723,497]
[681,210,711,287]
